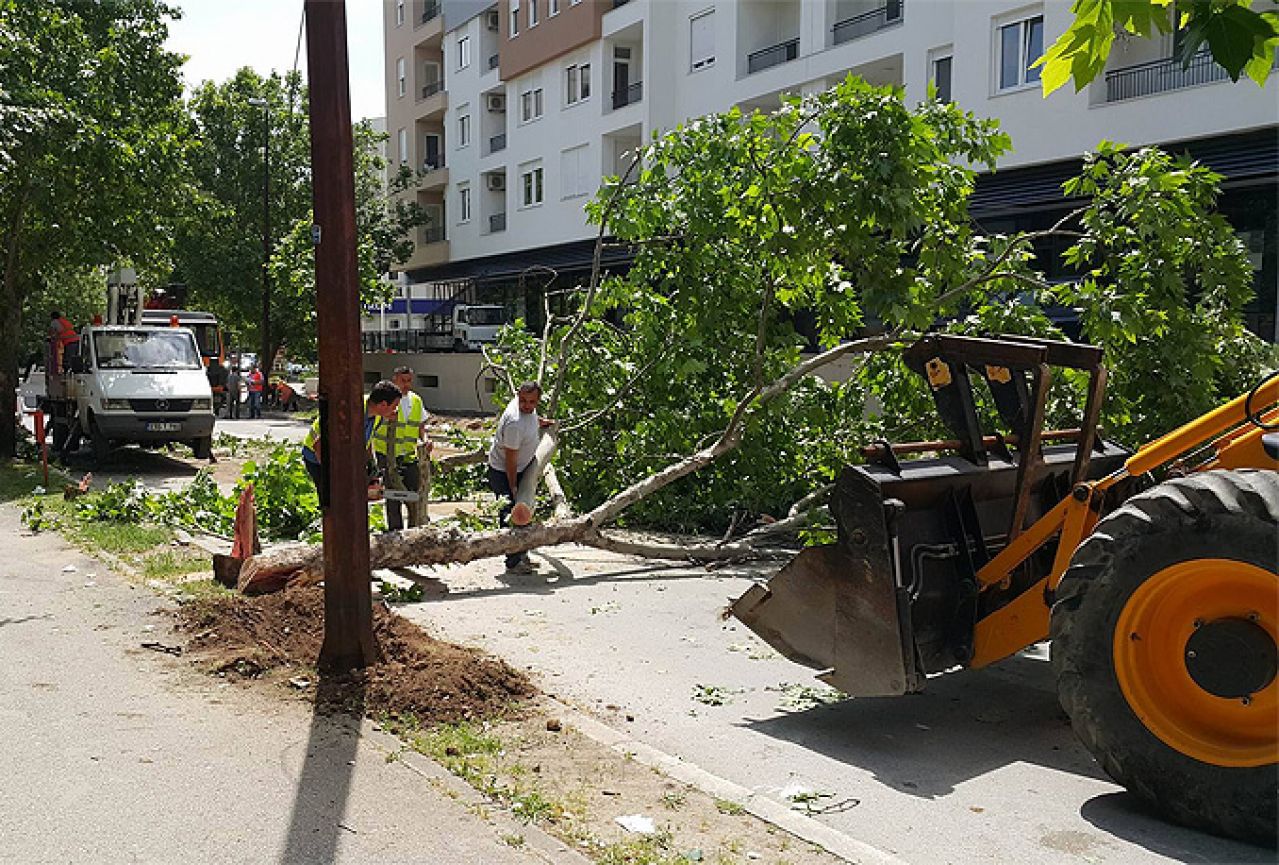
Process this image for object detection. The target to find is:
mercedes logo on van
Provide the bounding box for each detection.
[155,399,169,411]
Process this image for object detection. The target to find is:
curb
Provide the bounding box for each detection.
[542,697,909,865]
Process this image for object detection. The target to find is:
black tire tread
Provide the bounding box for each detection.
[1052,469,1279,844]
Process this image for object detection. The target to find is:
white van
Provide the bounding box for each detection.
[53,325,216,461]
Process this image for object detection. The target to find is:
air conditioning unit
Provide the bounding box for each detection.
[484,9,499,31]
[486,93,506,112]
[485,174,506,191]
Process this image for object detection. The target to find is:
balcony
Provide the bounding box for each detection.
[1103,49,1272,102]
[488,53,500,71]
[832,0,903,46]
[420,80,444,100]
[747,38,799,75]
[419,162,448,189]
[419,0,440,25]
[489,133,507,154]
[489,212,507,233]
[421,225,445,245]
[612,81,643,110]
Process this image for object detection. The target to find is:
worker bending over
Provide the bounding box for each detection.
[301,380,401,499]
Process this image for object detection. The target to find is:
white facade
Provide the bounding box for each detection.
[391,0,1277,273]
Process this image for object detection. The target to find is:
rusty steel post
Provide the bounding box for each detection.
[305,0,377,672]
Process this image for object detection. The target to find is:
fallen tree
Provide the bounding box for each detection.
[234,79,1270,591]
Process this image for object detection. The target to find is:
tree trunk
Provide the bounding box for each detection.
[0,188,31,459]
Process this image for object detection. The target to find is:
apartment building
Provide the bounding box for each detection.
[382,0,1278,339]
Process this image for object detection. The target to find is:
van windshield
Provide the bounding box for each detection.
[93,330,202,370]
[463,307,505,326]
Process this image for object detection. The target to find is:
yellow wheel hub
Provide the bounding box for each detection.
[1114,558,1278,767]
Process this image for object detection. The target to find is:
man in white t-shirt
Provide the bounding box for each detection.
[487,381,554,573]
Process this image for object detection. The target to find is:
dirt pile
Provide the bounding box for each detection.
[176,585,534,723]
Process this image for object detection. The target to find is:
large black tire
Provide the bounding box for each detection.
[1052,469,1279,844]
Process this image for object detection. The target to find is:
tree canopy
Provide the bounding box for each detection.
[487,78,1270,531]
[0,0,191,457]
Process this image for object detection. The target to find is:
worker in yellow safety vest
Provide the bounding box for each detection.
[372,365,434,529]
[301,380,401,500]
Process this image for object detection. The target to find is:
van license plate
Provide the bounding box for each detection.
[146,422,181,432]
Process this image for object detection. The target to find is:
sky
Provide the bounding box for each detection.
[165,0,387,122]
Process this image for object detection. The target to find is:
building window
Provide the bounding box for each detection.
[458,184,472,223]
[458,111,471,147]
[997,14,1043,91]
[458,35,471,69]
[396,0,404,26]
[565,63,590,105]
[510,0,519,36]
[417,374,440,388]
[529,0,539,27]
[397,127,408,164]
[550,0,559,15]
[690,10,715,71]
[932,53,953,103]
[560,144,591,199]
[520,162,544,207]
[520,86,544,122]
[396,57,406,97]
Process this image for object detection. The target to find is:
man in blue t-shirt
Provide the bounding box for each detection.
[301,380,402,496]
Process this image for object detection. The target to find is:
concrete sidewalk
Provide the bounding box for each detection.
[0,503,580,865]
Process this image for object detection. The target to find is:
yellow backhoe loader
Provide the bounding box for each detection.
[732,333,1278,844]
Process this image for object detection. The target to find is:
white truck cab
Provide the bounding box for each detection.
[451,304,506,351]
[61,325,215,461]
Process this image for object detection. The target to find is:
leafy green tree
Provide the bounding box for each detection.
[267,123,427,360]
[0,0,191,458]
[487,78,1268,532]
[171,69,311,375]
[173,74,425,368]
[1039,0,1278,95]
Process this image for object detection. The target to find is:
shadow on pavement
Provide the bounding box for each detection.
[742,653,1106,799]
[1079,792,1273,863]
[279,675,365,865]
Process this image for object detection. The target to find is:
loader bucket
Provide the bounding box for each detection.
[731,465,919,696]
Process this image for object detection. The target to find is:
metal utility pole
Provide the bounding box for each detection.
[305,0,377,671]
[247,97,272,378]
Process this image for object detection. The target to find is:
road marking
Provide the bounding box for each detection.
[544,697,910,865]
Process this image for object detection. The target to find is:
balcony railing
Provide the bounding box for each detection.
[489,133,507,153]
[611,81,643,110]
[421,157,444,174]
[420,80,444,100]
[419,0,440,25]
[1103,49,1264,102]
[747,37,799,74]
[421,225,445,245]
[832,0,903,45]
[489,213,507,233]
[488,53,500,71]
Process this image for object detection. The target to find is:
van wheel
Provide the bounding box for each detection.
[89,419,110,464]
[191,436,212,460]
